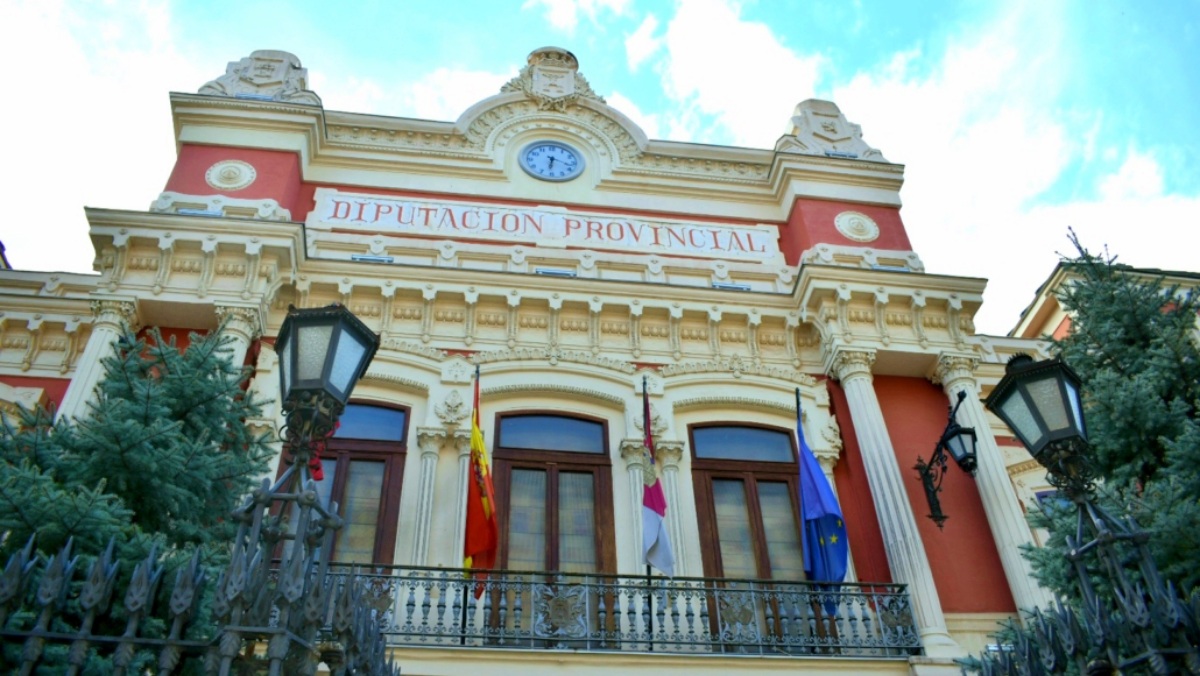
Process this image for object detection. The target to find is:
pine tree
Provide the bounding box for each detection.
[0,323,274,564]
[1022,235,1200,598]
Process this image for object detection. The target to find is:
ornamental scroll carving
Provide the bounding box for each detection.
[198,50,320,105]
[500,47,604,112]
[434,389,470,427]
[776,99,886,162]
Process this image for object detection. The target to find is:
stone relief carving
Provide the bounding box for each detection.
[205,160,257,191]
[661,355,815,384]
[834,211,880,243]
[632,402,669,437]
[500,47,604,111]
[776,99,887,162]
[198,50,321,105]
[435,389,470,427]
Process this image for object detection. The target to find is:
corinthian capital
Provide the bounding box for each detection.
[830,348,875,383]
[933,353,979,391]
[90,300,138,331]
[215,305,262,340]
[416,426,448,458]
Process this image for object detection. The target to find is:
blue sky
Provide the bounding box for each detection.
[2,0,1198,334]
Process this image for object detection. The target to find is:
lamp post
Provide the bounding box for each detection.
[972,354,1199,676]
[214,303,387,676]
[914,389,979,529]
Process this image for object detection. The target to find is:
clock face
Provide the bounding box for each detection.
[519,141,585,181]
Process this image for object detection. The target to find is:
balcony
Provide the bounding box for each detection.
[327,565,922,659]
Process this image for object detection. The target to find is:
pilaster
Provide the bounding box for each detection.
[412,426,449,566]
[215,304,262,366]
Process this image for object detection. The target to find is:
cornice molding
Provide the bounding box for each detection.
[673,395,797,417]
[661,356,815,384]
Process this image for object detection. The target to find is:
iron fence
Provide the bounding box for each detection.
[327,564,922,658]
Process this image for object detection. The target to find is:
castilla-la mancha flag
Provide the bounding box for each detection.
[464,365,498,579]
[641,375,675,576]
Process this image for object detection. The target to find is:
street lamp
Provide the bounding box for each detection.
[914,389,978,529]
[212,303,389,675]
[969,354,1200,675]
[275,303,380,477]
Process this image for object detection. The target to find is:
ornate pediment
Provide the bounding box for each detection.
[500,47,605,112]
[776,99,886,162]
[199,50,321,106]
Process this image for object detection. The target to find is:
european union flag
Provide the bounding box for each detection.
[797,390,849,591]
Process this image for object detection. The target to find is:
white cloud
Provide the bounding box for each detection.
[1098,147,1164,201]
[625,14,661,72]
[654,0,824,146]
[606,91,661,138]
[522,0,632,34]
[0,0,210,274]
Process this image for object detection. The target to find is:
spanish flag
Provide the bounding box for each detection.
[464,365,498,581]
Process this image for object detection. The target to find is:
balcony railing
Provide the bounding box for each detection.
[326,564,922,658]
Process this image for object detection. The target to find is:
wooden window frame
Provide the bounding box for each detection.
[689,422,802,581]
[492,410,617,574]
[277,400,408,565]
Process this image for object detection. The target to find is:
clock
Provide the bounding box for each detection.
[518,141,585,181]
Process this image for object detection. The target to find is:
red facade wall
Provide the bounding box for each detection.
[165,146,304,218]
[826,380,892,584]
[873,375,1017,613]
[779,198,912,265]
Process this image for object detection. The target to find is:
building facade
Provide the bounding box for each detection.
[0,48,1058,674]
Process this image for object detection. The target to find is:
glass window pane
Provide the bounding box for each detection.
[693,426,794,462]
[297,323,333,381]
[1000,390,1044,450]
[712,479,758,579]
[1028,375,1071,433]
[507,469,547,571]
[335,460,385,564]
[278,337,292,398]
[499,415,605,454]
[335,405,407,442]
[329,329,368,395]
[558,472,597,574]
[757,482,805,581]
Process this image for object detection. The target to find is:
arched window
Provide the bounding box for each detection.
[690,423,805,582]
[308,402,408,564]
[493,412,615,574]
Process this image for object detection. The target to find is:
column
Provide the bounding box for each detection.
[830,348,961,656]
[656,441,687,577]
[215,305,262,367]
[57,300,138,422]
[620,439,647,572]
[451,429,472,569]
[411,427,448,566]
[935,354,1055,612]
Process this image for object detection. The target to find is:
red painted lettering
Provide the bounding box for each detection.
[564,218,582,236]
[372,203,393,222]
[396,205,414,226]
[501,213,520,232]
[586,221,603,239]
[605,221,625,241]
[688,229,707,248]
[330,200,351,220]
[484,211,498,231]
[666,227,687,247]
[353,201,368,222]
[522,213,544,235]
[461,210,478,229]
[439,209,458,229]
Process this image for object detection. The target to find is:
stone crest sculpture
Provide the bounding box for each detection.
[776,99,886,162]
[199,50,321,105]
[500,47,604,112]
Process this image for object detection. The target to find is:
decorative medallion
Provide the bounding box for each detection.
[500,46,605,112]
[834,211,880,242]
[205,160,257,191]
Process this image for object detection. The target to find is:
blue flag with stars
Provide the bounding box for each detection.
[797,389,849,586]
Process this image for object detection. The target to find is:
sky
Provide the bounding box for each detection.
[1,0,1198,335]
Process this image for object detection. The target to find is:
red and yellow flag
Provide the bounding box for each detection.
[463,364,497,576]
